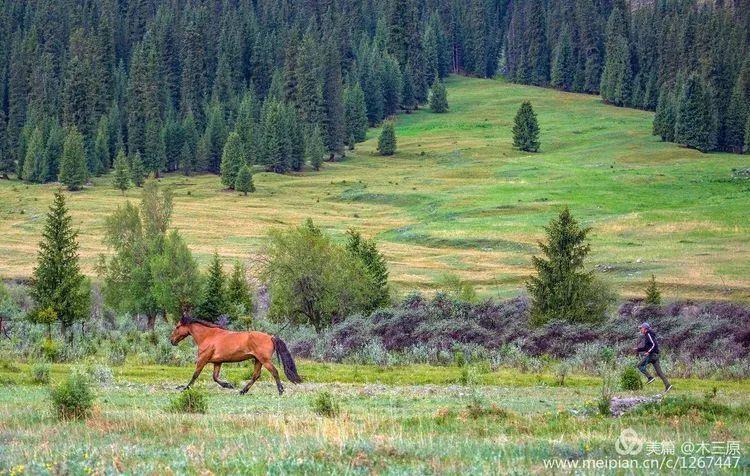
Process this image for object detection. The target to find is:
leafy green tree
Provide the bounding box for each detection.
[344,82,368,144]
[235,164,255,195]
[261,219,377,332]
[220,132,246,189]
[428,79,448,113]
[675,74,717,152]
[99,178,173,329]
[112,149,130,194]
[512,101,540,152]
[305,126,326,171]
[31,189,90,333]
[526,207,610,326]
[150,230,201,319]
[377,120,397,156]
[653,88,676,142]
[644,274,661,306]
[346,230,390,310]
[196,251,227,321]
[59,127,88,191]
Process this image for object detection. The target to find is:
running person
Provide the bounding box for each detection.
[635,322,672,392]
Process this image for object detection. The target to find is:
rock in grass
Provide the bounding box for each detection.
[609,395,662,417]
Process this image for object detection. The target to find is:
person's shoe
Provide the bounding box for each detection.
[664,384,673,393]
[646,377,655,385]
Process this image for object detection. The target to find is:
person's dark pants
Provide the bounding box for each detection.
[638,353,670,389]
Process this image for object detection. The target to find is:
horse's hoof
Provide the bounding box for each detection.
[176,385,187,391]
[239,390,247,395]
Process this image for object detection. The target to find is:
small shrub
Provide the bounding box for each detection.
[168,388,208,414]
[88,365,114,386]
[554,362,571,386]
[620,367,643,391]
[454,350,466,368]
[704,386,718,401]
[31,362,51,384]
[40,339,62,362]
[51,371,95,420]
[311,391,340,417]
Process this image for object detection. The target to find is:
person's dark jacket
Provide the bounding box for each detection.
[636,330,660,354]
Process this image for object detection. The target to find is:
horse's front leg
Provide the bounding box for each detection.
[177,351,210,390]
[212,363,235,389]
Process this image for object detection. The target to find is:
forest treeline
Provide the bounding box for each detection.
[0,0,748,185]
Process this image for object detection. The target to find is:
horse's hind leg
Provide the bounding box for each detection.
[239,359,262,395]
[262,360,284,396]
[212,363,234,389]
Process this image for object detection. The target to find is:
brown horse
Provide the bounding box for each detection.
[170,317,302,395]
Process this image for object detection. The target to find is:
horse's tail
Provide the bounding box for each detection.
[272,336,303,384]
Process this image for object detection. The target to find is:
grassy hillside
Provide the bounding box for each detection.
[1,76,748,301]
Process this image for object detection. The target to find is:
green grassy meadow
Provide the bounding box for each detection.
[1,76,749,301]
[1,362,748,474]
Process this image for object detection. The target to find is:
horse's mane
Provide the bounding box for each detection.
[180,316,227,329]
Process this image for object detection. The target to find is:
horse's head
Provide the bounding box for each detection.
[170,318,191,346]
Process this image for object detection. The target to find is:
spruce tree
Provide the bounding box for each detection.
[130,152,146,187]
[259,99,289,173]
[220,131,246,189]
[143,119,166,176]
[675,74,717,152]
[344,83,369,144]
[44,122,65,183]
[196,251,227,321]
[31,189,89,331]
[512,101,541,152]
[59,127,87,191]
[226,261,253,315]
[526,207,608,325]
[92,116,110,175]
[653,88,676,142]
[286,109,305,172]
[377,120,397,156]
[305,126,326,171]
[235,164,255,195]
[22,127,47,183]
[346,230,390,310]
[644,274,661,306]
[429,79,448,113]
[725,65,750,153]
[550,28,574,91]
[112,149,130,195]
[600,6,632,107]
[181,113,198,176]
[401,64,417,112]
